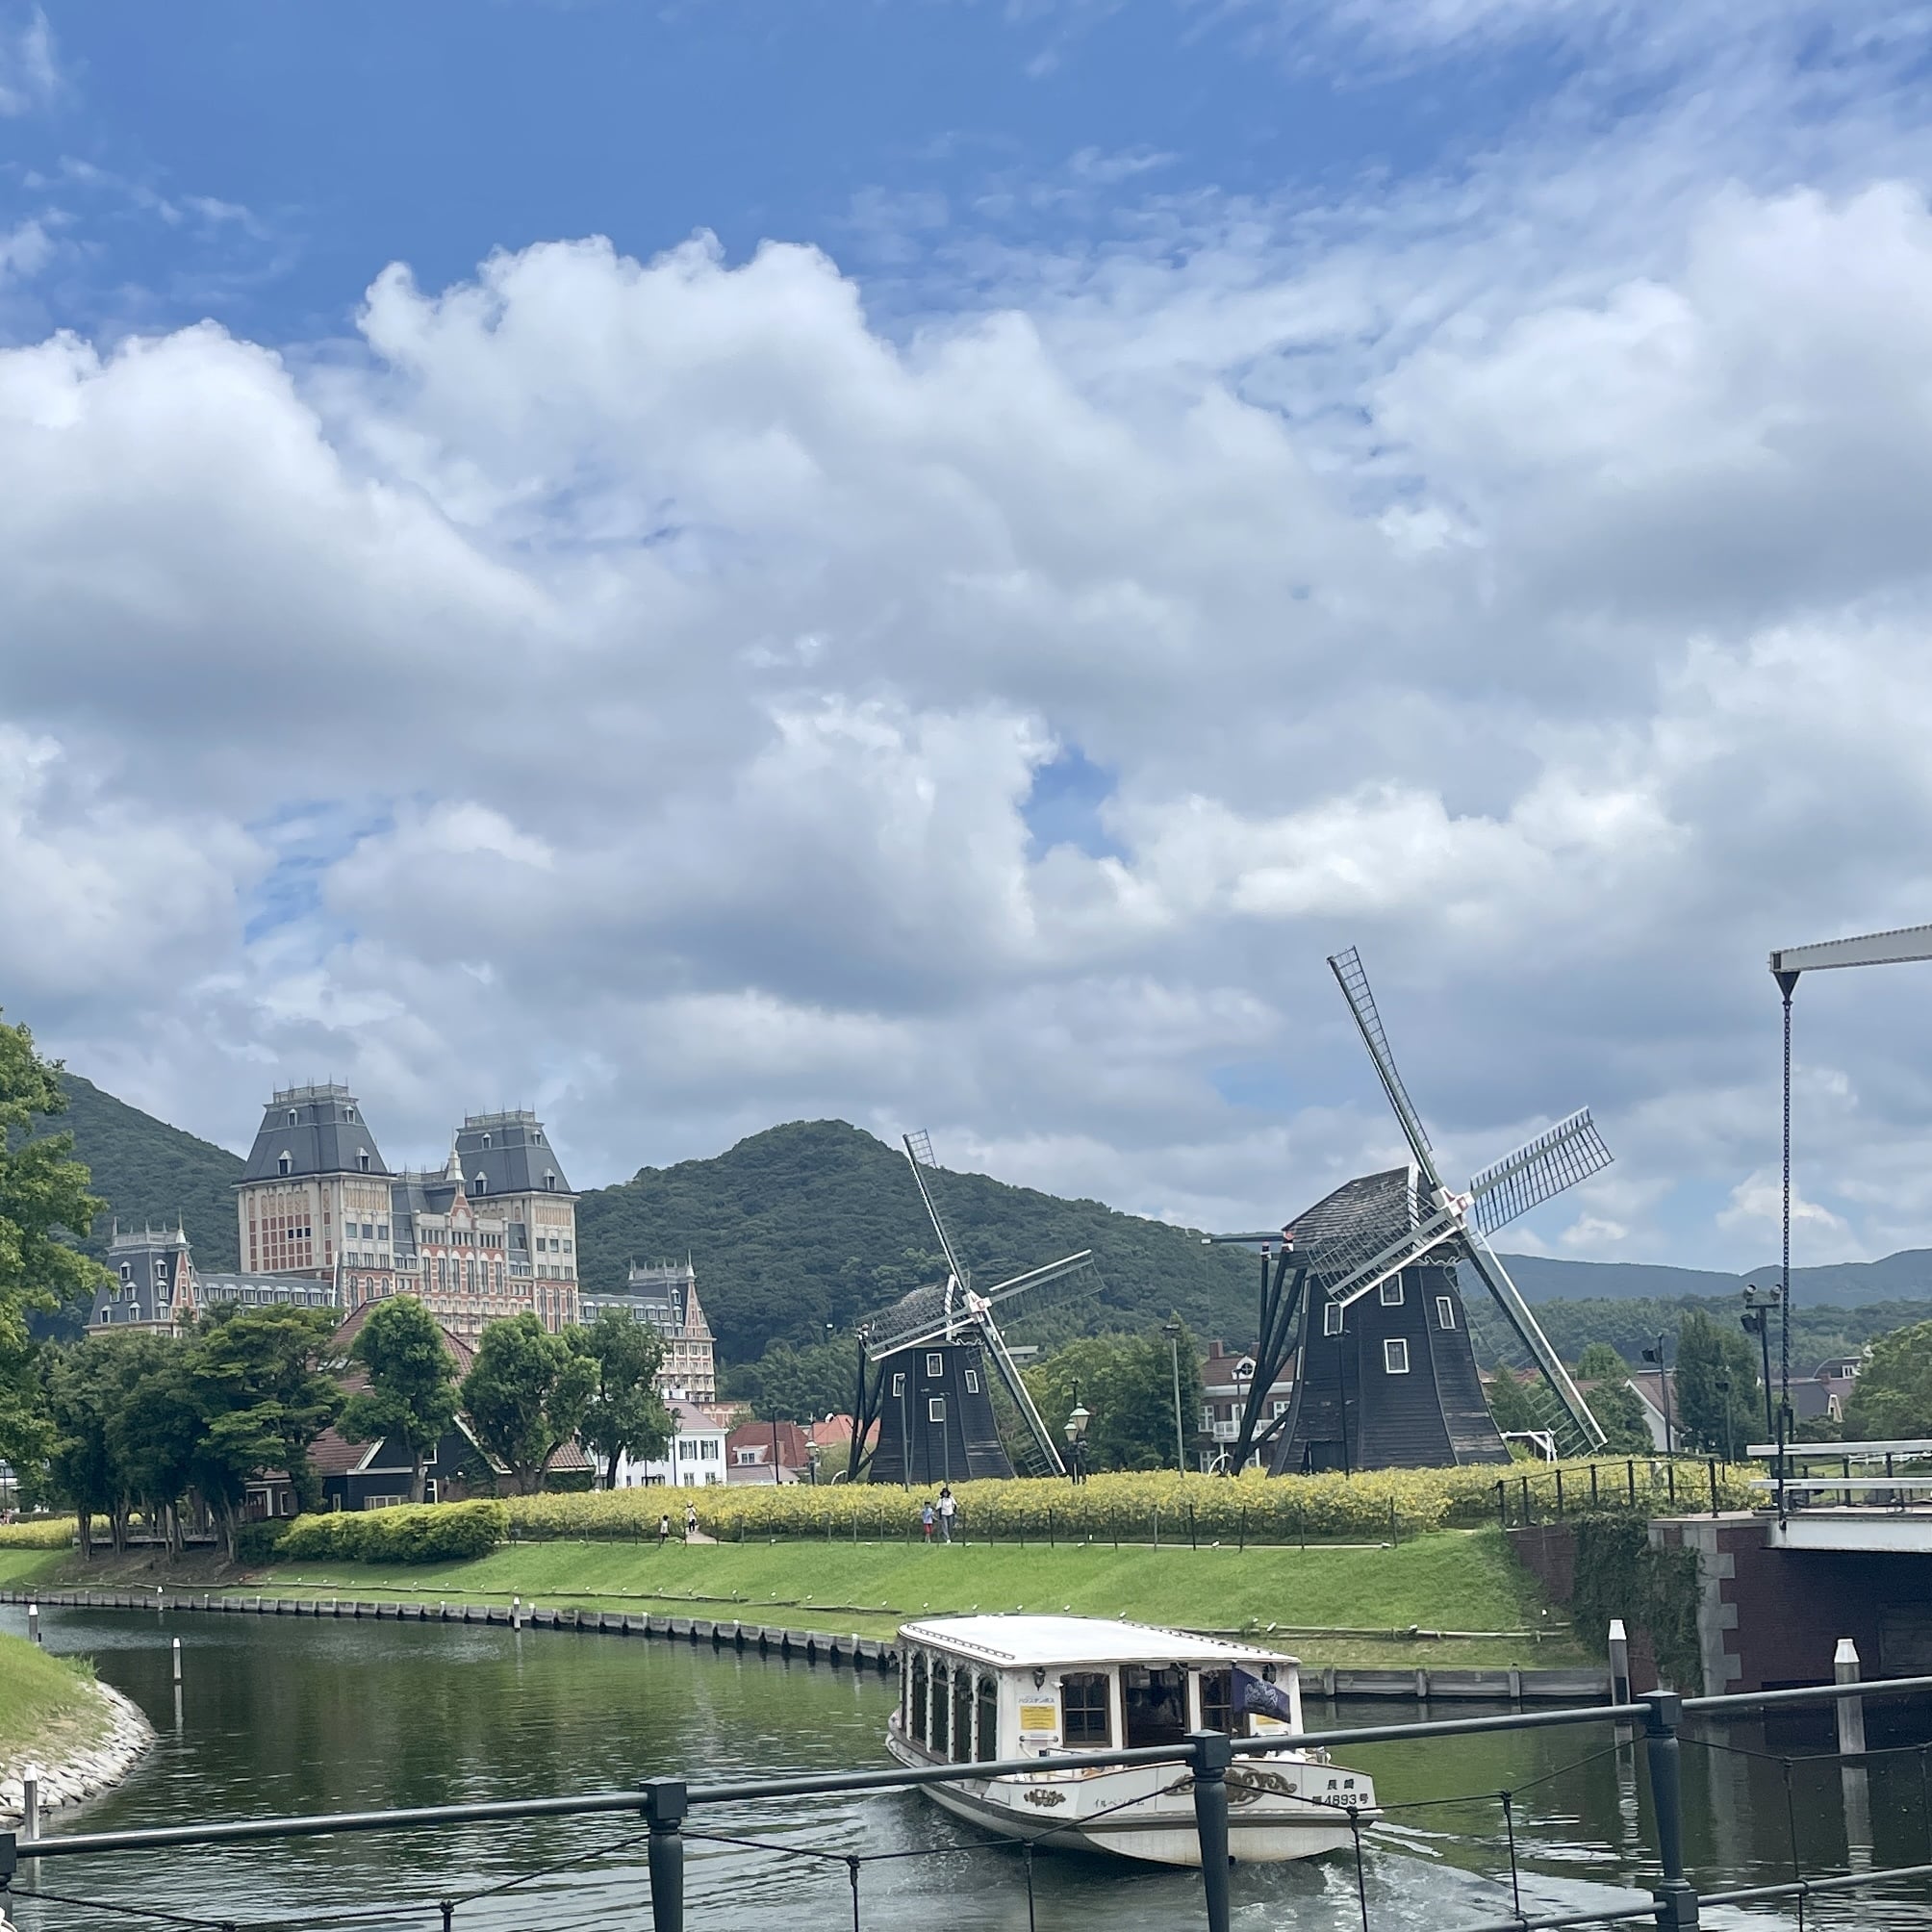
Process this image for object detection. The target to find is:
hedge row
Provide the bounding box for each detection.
[505,1460,1757,1545]
[267,1501,508,1565]
[0,1517,82,1548]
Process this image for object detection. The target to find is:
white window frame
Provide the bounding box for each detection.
[1380,1278,1405,1306]
[1384,1338,1411,1375]
[891,1372,905,1399]
[928,1397,946,1424]
[1436,1296,1457,1330]
[1323,1301,1343,1337]
[964,1369,980,1394]
[925,1351,945,1378]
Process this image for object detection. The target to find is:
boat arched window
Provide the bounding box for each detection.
[910,1651,928,1747]
[1060,1670,1111,1747]
[929,1660,951,1756]
[952,1665,975,1765]
[976,1674,999,1764]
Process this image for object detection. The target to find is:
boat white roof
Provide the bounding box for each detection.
[898,1614,1300,1669]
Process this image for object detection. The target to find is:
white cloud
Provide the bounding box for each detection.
[0,8,55,118]
[12,13,1932,1275]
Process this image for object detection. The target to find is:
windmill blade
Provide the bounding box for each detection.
[1321,1208,1464,1309]
[975,1309,1068,1478]
[1462,1231,1606,1449]
[1468,1109,1613,1236]
[903,1131,970,1290]
[979,1251,1096,1308]
[1329,948,1445,1190]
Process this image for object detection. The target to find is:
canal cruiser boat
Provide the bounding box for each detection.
[885,1614,1377,1865]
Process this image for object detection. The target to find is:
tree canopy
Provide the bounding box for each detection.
[339,1296,460,1505]
[1673,1309,1760,1458]
[461,1311,596,1494]
[1845,1321,1932,1438]
[572,1309,672,1487]
[1022,1325,1204,1472]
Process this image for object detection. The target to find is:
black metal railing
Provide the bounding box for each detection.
[11,1673,1932,1931]
[1494,1456,1748,1528]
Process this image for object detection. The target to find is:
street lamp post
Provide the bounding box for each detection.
[1160,1319,1187,1472]
[1641,1334,1674,1458]
[1716,1374,1734,1464]
[1064,1388,1090,1486]
[1741,1287,1780,1450]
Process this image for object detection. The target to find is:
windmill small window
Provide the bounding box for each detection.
[1436,1296,1457,1330]
[926,1351,945,1378]
[1322,1300,1343,1337]
[1379,1278,1405,1307]
[891,1372,905,1398]
[964,1369,980,1394]
[928,1397,946,1424]
[1384,1338,1411,1375]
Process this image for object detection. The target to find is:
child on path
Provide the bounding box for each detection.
[657,1513,671,1545]
[921,1502,935,1541]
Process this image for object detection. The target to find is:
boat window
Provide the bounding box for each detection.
[1060,1671,1111,1747]
[952,1668,975,1764]
[1123,1665,1190,1748]
[930,1661,951,1756]
[1197,1668,1250,1739]
[910,1652,928,1747]
[976,1674,999,1764]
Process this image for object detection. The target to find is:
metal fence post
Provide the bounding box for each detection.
[645,1777,687,1932]
[1609,1618,1631,1707]
[1642,1690,1698,1928]
[1188,1730,1233,1932]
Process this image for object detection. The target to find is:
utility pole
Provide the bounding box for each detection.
[1741,1285,1779,1449]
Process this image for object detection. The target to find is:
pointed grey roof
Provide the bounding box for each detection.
[241,1084,390,1183]
[454,1109,573,1198]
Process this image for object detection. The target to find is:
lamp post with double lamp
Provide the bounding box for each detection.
[1064,1389,1090,1485]
[1641,1333,1674,1458]
[1160,1318,1187,1472]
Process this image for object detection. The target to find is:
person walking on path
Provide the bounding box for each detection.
[921,1501,935,1542]
[936,1486,957,1544]
[658,1513,671,1546]
[683,1501,699,1541]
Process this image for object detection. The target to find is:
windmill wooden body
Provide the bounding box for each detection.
[1208,948,1611,1473]
[848,1132,1095,1485]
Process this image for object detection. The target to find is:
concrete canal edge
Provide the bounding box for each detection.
[0,1679,153,1827]
[0,1588,1611,1702]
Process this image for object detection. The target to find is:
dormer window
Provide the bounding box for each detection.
[288,1109,297,1127]
[358,1150,370,1173]
[278,1153,292,1177]
[481,1132,491,1148]
[475,1175,487,1195]
[119,1263,132,1282]
[544,1170,556,1191]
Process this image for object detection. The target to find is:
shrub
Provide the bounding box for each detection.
[274,1500,508,1564]
[233,1520,287,1565]
[505,1460,1756,1545]
[0,1518,80,1549]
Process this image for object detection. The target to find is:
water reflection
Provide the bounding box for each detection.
[4,1606,1929,1930]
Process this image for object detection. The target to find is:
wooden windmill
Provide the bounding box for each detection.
[847,1132,1094,1484]
[1208,948,1611,1472]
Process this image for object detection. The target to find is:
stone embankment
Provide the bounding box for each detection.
[0,1680,152,1826]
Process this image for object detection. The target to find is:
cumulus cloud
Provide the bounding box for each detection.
[8,13,1932,1273]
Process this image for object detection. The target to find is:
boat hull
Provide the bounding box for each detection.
[886,1733,1371,1867]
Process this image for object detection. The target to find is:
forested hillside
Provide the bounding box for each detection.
[44,1073,242,1269]
[574,1120,1258,1362]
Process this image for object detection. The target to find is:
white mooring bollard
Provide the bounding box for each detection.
[26,1599,38,1645]
[513,1595,522,1631]
[1835,1638,1868,1756]
[172,1636,183,1684]
[20,1766,38,1843]
[1608,1618,1632,1707]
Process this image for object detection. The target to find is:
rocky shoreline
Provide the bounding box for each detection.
[0,1680,153,1826]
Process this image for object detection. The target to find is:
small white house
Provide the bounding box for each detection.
[608,1396,727,1488]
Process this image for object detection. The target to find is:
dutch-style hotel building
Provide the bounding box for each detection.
[236,1085,580,1337]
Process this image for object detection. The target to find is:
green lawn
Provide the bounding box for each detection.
[0,1551,66,1590]
[250,1528,1584,1666]
[0,1630,110,1764]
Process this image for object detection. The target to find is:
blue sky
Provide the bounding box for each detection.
[6,0,1932,1273]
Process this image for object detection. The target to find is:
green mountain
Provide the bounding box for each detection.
[45,1072,242,1269]
[1502,1250,1932,1309]
[574,1119,1259,1364]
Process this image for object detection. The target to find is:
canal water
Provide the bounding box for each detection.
[6,1604,1931,1931]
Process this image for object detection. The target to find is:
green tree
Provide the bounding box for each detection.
[339,1296,459,1505]
[725,1335,857,1423]
[0,1019,113,1464]
[110,1339,202,1558]
[1846,1322,1932,1437]
[1023,1325,1204,1472]
[1674,1309,1759,1459]
[1570,1344,1656,1455]
[189,1304,342,1552]
[572,1309,672,1488]
[42,1339,123,1560]
[461,1312,597,1494]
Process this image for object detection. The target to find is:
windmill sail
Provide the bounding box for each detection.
[1330,949,1439,1182]
[1462,1234,1606,1452]
[1468,1110,1613,1234]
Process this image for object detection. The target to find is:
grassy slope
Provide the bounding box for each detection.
[0,1629,110,1765]
[245,1529,1584,1666]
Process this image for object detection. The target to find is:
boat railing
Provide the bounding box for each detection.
[11,1674,1932,1932]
